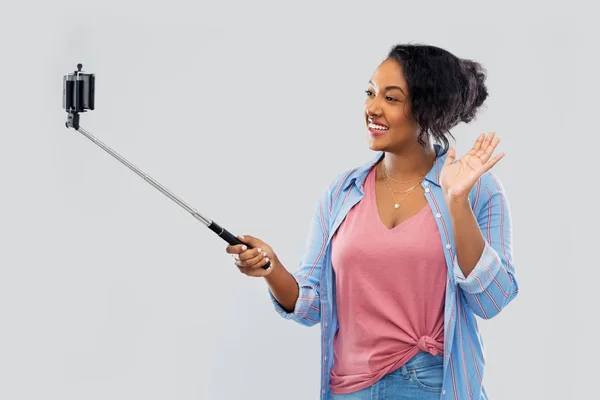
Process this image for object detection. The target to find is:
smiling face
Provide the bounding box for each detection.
[364,58,421,152]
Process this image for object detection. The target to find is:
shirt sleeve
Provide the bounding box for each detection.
[453,172,519,319]
[268,183,333,327]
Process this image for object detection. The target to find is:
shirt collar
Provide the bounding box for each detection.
[343,144,447,193]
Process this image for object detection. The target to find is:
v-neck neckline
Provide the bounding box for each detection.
[368,166,429,233]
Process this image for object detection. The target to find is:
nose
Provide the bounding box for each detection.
[365,97,382,118]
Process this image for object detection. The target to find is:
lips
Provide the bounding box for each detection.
[368,120,388,128]
[367,120,389,136]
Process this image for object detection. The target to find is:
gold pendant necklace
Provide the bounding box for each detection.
[379,157,435,209]
[380,164,423,209]
[389,182,420,208]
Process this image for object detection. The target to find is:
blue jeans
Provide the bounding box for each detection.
[329,352,444,400]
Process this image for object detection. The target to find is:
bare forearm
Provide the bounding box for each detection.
[264,259,299,313]
[446,196,485,278]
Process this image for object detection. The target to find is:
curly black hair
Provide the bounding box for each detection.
[386,43,489,154]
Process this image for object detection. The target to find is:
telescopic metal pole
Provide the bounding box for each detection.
[75,126,213,227]
[62,63,270,269]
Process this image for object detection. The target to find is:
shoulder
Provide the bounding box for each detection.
[325,152,382,196]
[328,167,360,192]
[316,158,372,217]
[319,167,359,206]
[314,152,379,214]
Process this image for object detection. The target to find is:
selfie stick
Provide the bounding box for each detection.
[62,64,270,269]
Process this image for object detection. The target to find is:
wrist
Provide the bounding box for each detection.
[444,194,472,217]
[445,193,469,205]
[264,256,284,278]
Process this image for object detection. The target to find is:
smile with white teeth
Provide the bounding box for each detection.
[368,122,389,131]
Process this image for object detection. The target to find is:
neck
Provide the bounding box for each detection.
[380,142,437,181]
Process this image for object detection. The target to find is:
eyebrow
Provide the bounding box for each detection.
[368,80,406,95]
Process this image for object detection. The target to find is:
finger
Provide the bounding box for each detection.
[238,234,266,252]
[468,133,485,155]
[482,152,505,172]
[251,256,271,270]
[236,234,262,247]
[476,132,495,157]
[226,244,248,255]
[481,136,500,163]
[235,254,267,271]
[239,246,265,262]
[238,247,267,265]
[486,136,500,154]
[443,147,457,166]
[240,254,271,271]
[240,259,272,277]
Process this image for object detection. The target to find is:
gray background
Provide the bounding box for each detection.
[0,1,597,399]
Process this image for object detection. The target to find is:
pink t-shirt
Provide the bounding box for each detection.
[329,166,447,395]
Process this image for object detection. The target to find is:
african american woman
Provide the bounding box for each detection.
[226,43,519,400]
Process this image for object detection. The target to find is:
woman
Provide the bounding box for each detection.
[226,43,519,400]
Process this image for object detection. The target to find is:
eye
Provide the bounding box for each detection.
[386,96,399,102]
[365,89,374,96]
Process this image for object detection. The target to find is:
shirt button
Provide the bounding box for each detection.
[424,188,430,193]
[446,244,451,249]
[436,213,441,218]
[442,389,446,395]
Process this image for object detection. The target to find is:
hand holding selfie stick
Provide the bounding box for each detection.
[62,64,270,269]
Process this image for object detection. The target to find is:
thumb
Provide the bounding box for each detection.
[443,147,456,166]
[237,234,261,247]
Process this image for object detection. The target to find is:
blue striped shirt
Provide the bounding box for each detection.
[269,144,519,399]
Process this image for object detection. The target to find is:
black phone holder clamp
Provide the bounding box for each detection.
[63,63,95,130]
